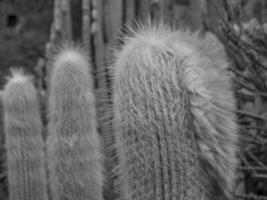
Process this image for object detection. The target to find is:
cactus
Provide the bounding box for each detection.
[47,46,103,200]
[0,90,4,144]
[0,90,7,200]
[113,25,238,200]
[3,70,48,200]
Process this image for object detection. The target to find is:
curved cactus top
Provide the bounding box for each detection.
[51,45,91,75]
[53,48,88,72]
[48,44,94,91]
[3,69,37,107]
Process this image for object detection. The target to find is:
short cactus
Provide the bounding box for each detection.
[3,70,48,200]
[113,25,238,200]
[47,46,103,200]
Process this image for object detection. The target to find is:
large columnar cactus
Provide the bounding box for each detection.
[47,46,103,200]
[113,25,238,200]
[3,70,48,200]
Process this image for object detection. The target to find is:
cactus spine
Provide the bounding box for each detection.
[47,46,103,200]
[113,25,238,200]
[3,70,48,200]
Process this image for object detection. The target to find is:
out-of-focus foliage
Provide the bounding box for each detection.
[0,0,53,87]
[206,0,267,199]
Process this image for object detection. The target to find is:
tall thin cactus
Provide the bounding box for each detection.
[0,90,7,200]
[113,25,238,200]
[0,91,4,145]
[47,46,103,200]
[3,70,48,200]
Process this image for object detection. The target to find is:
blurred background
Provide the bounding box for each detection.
[0,0,267,200]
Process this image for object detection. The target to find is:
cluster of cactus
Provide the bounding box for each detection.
[2,46,103,200]
[1,25,238,200]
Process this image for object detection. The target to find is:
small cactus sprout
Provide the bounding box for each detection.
[3,69,48,200]
[113,25,238,200]
[47,45,103,200]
